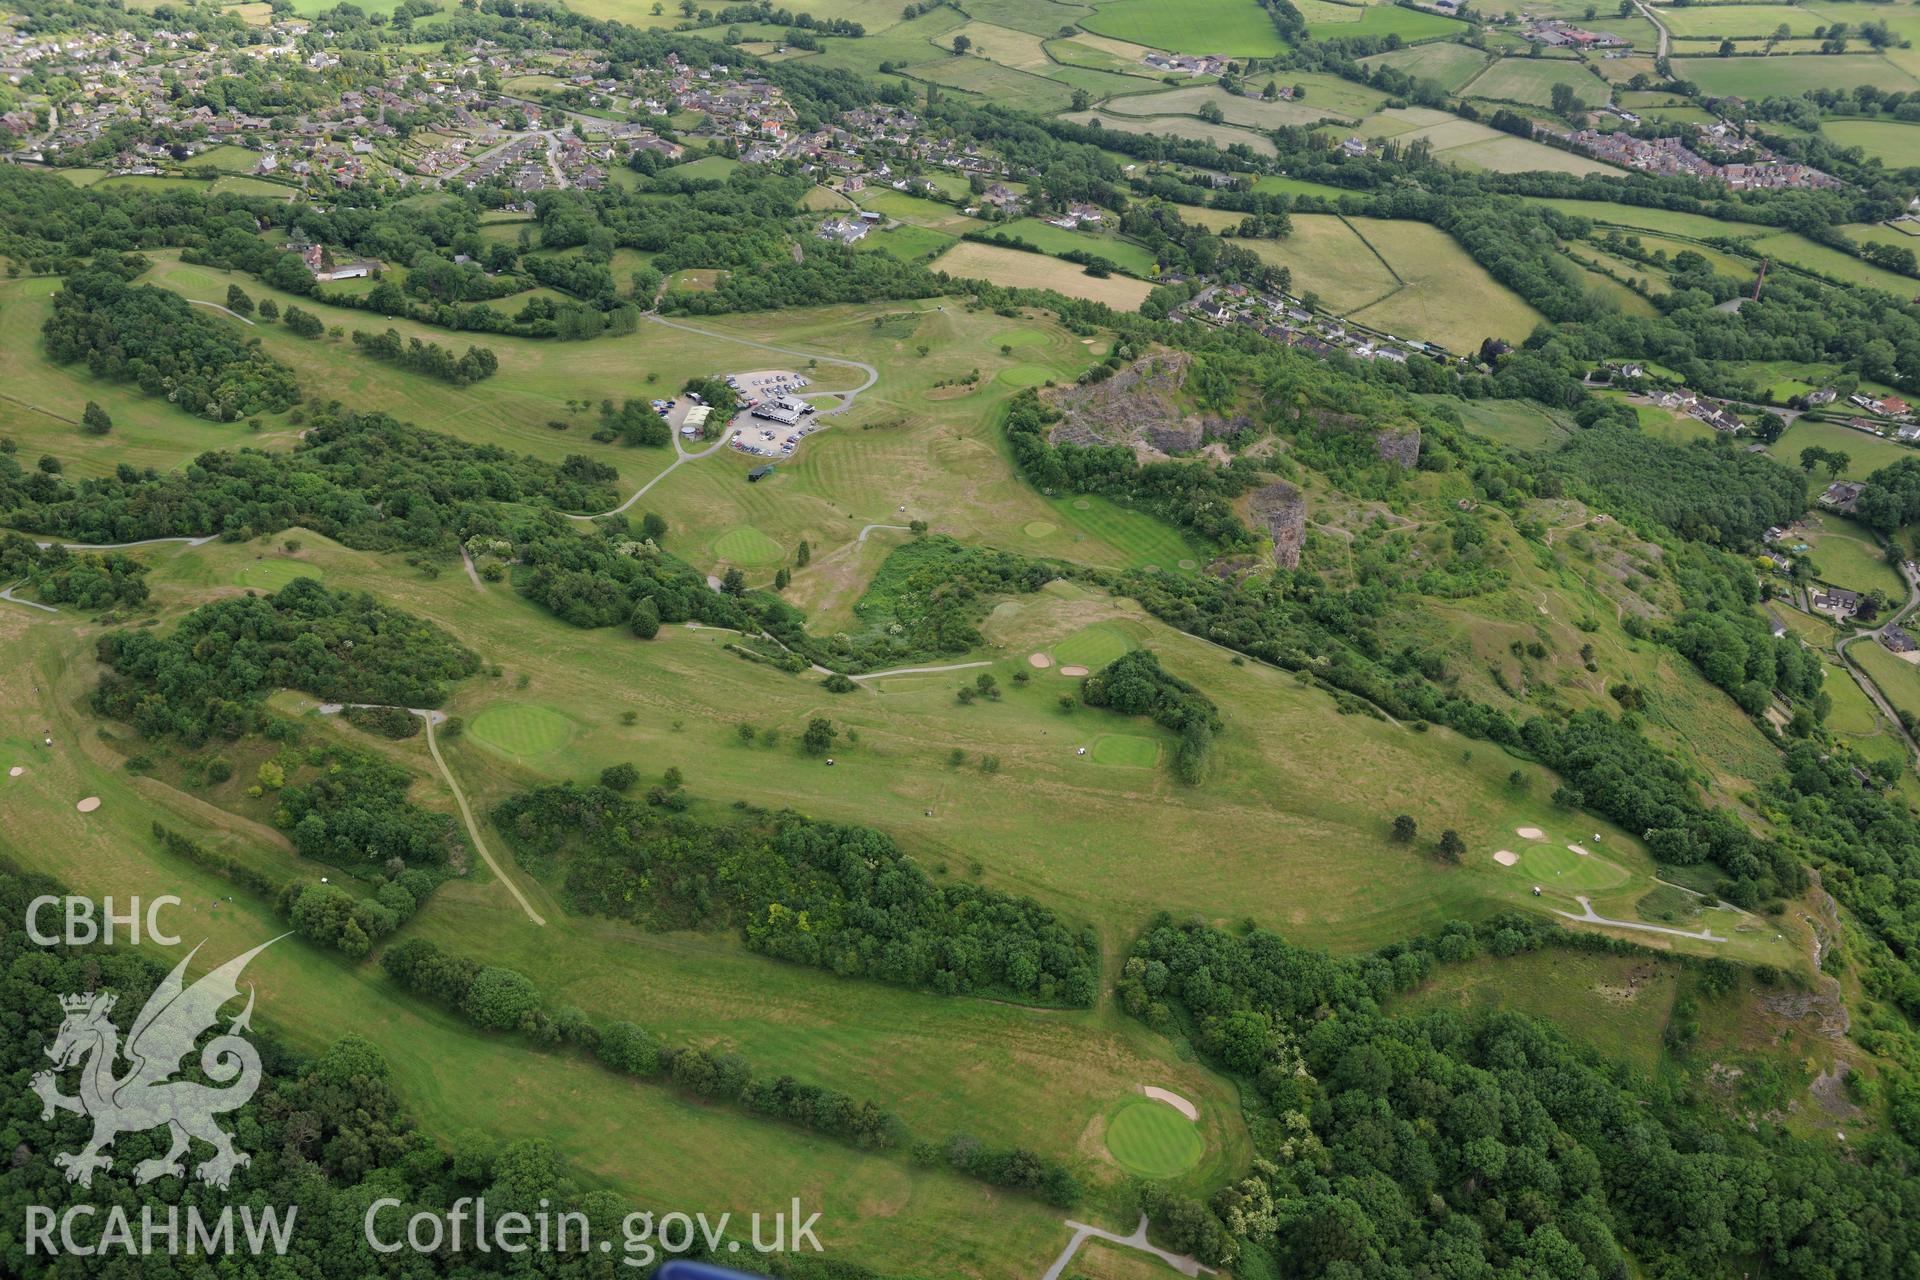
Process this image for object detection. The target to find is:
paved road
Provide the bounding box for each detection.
[1635,0,1671,57]
[1041,1214,1214,1280]
[1556,895,1725,942]
[1833,557,1920,766]
[564,315,880,521]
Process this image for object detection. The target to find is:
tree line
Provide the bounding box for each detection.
[491,783,1100,1007]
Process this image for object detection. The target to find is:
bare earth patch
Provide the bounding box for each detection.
[1028,652,1053,668]
[75,796,101,813]
[1493,850,1519,867]
[1142,1086,1199,1120]
[1516,825,1546,839]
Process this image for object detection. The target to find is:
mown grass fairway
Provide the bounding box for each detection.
[1090,733,1160,767]
[234,558,322,590]
[469,702,575,758]
[712,525,788,566]
[1105,1099,1204,1177]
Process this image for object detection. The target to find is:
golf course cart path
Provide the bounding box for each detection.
[460,544,486,593]
[187,298,257,326]
[1556,896,1724,942]
[34,535,218,550]
[314,702,546,926]
[564,314,881,521]
[0,582,59,613]
[1041,1214,1215,1280]
[851,660,995,680]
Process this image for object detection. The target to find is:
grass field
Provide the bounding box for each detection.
[1672,52,1919,98]
[1345,217,1546,351]
[1426,395,1575,452]
[1295,0,1463,40]
[1781,416,1915,481]
[1062,108,1277,155]
[1238,214,1543,351]
[1090,733,1161,767]
[468,702,576,758]
[864,223,958,262]
[1462,56,1610,109]
[1354,106,1619,176]
[1104,1099,1203,1176]
[1799,516,1902,596]
[712,525,788,566]
[998,217,1161,276]
[1360,41,1493,92]
[1080,0,1290,56]
[930,241,1156,309]
[1748,230,1920,294]
[1101,84,1360,127]
[1851,638,1920,725]
[854,188,985,235]
[234,557,322,590]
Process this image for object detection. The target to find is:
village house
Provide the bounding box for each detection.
[1821,480,1867,513]
[1812,586,1863,618]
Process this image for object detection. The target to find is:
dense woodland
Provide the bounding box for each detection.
[0,408,619,547]
[1118,914,1920,1278]
[92,576,480,742]
[43,267,300,420]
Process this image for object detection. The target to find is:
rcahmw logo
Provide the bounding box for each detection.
[24,931,298,1259]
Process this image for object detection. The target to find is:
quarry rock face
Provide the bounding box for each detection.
[1249,481,1308,569]
[1374,425,1421,469]
[1044,352,1237,455]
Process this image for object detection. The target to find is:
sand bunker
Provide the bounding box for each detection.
[75,796,101,813]
[1516,826,1546,840]
[1493,850,1519,867]
[7,766,23,777]
[1028,652,1053,669]
[1568,844,1592,857]
[1059,665,1090,677]
[1142,1086,1199,1120]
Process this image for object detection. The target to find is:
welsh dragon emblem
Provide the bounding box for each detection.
[30,937,282,1189]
